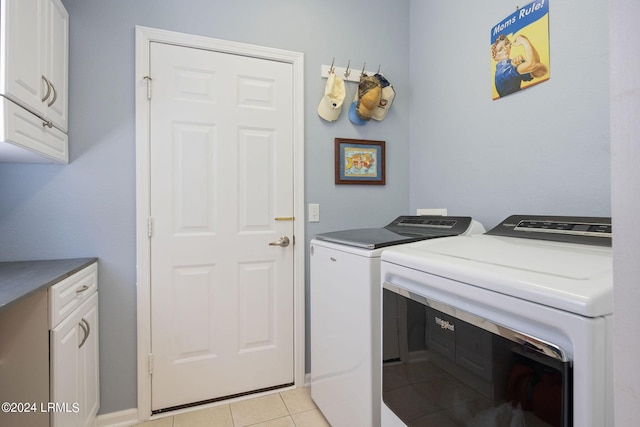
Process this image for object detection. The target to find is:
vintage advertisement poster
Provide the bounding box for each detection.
[491,0,550,100]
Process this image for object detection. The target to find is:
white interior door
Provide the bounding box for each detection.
[148,41,294,412]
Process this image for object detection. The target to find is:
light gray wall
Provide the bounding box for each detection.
[0,0,410,415]
[2,0,632,421]
[610,0,640,423]
[408,1,611,230]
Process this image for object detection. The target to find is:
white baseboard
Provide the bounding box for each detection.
[95,408,139,427]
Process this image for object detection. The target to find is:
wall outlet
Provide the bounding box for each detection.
[309,203,320,222]
[417,208,448,216]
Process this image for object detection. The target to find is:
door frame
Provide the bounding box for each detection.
[134,25,305,421]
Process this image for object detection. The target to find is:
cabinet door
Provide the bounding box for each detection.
[1,0,68,131]
[1,0,47,116]
[79,295,99,427]
[50,296,82,427]
[50,292,99,427]
[43,0,68,131]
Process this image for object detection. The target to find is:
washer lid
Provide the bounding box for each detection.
[314,216,474,249]
[382,233,613,317]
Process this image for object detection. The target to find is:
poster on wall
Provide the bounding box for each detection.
[491,0,550,100]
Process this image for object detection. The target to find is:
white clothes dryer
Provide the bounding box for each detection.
[380,215,613,427]
[310,216,485,427]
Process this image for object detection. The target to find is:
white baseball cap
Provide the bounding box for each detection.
[318,71,346,122]
[371,74,395,121]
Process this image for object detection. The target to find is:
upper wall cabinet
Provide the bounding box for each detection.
[0,0,69,163]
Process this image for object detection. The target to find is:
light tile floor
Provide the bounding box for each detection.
[133,387,331,427]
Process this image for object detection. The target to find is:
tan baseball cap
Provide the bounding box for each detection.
[355,75,382,121]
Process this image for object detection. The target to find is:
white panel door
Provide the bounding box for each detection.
[149,42,294,411]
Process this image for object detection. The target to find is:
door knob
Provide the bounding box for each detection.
[269,236,290,247]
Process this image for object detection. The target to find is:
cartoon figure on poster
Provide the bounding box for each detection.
[491,0,550,99]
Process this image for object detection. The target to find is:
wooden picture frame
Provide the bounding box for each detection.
[335,138,386,185]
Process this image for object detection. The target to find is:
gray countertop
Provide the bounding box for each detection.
[0,258,98,313]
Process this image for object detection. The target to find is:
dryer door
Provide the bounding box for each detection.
[382,286,572,427]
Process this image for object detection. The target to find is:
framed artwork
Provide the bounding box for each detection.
[335,138,385,185]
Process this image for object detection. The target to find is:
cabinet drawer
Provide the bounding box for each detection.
[49,263,97,328]
[0,97,69,163]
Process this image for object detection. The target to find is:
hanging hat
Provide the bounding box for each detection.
[348,89,367,125]
[371,74,395,121]
[318,71,346,122]
[355,75,382,121]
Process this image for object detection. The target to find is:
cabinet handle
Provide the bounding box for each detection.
[47,82,58,107]
[41,76,52,103]
[76,285,90,294]
[78,318,90,348]
[42,120,53,128]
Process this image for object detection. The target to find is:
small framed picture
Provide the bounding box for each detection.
[335,138,385,185]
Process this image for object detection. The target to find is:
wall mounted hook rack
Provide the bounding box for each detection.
[321,63,379,83]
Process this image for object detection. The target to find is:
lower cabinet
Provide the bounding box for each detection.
[0,260,98,427]
[50,292,99,427]
[49,262,99,427]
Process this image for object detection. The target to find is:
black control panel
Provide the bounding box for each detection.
[486,215,612,247]
[386,216,472,236]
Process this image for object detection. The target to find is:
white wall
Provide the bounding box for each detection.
[0,0,411,415]
[408,1,611,230]
[610,0,640,424]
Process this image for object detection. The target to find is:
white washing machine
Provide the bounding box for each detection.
[380,215,613,427]
[310,216,485,427]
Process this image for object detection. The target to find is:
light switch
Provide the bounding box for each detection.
[309,204,320,222]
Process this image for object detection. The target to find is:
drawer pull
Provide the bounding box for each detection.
[78,318,90,348]
[76,285,90,294]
